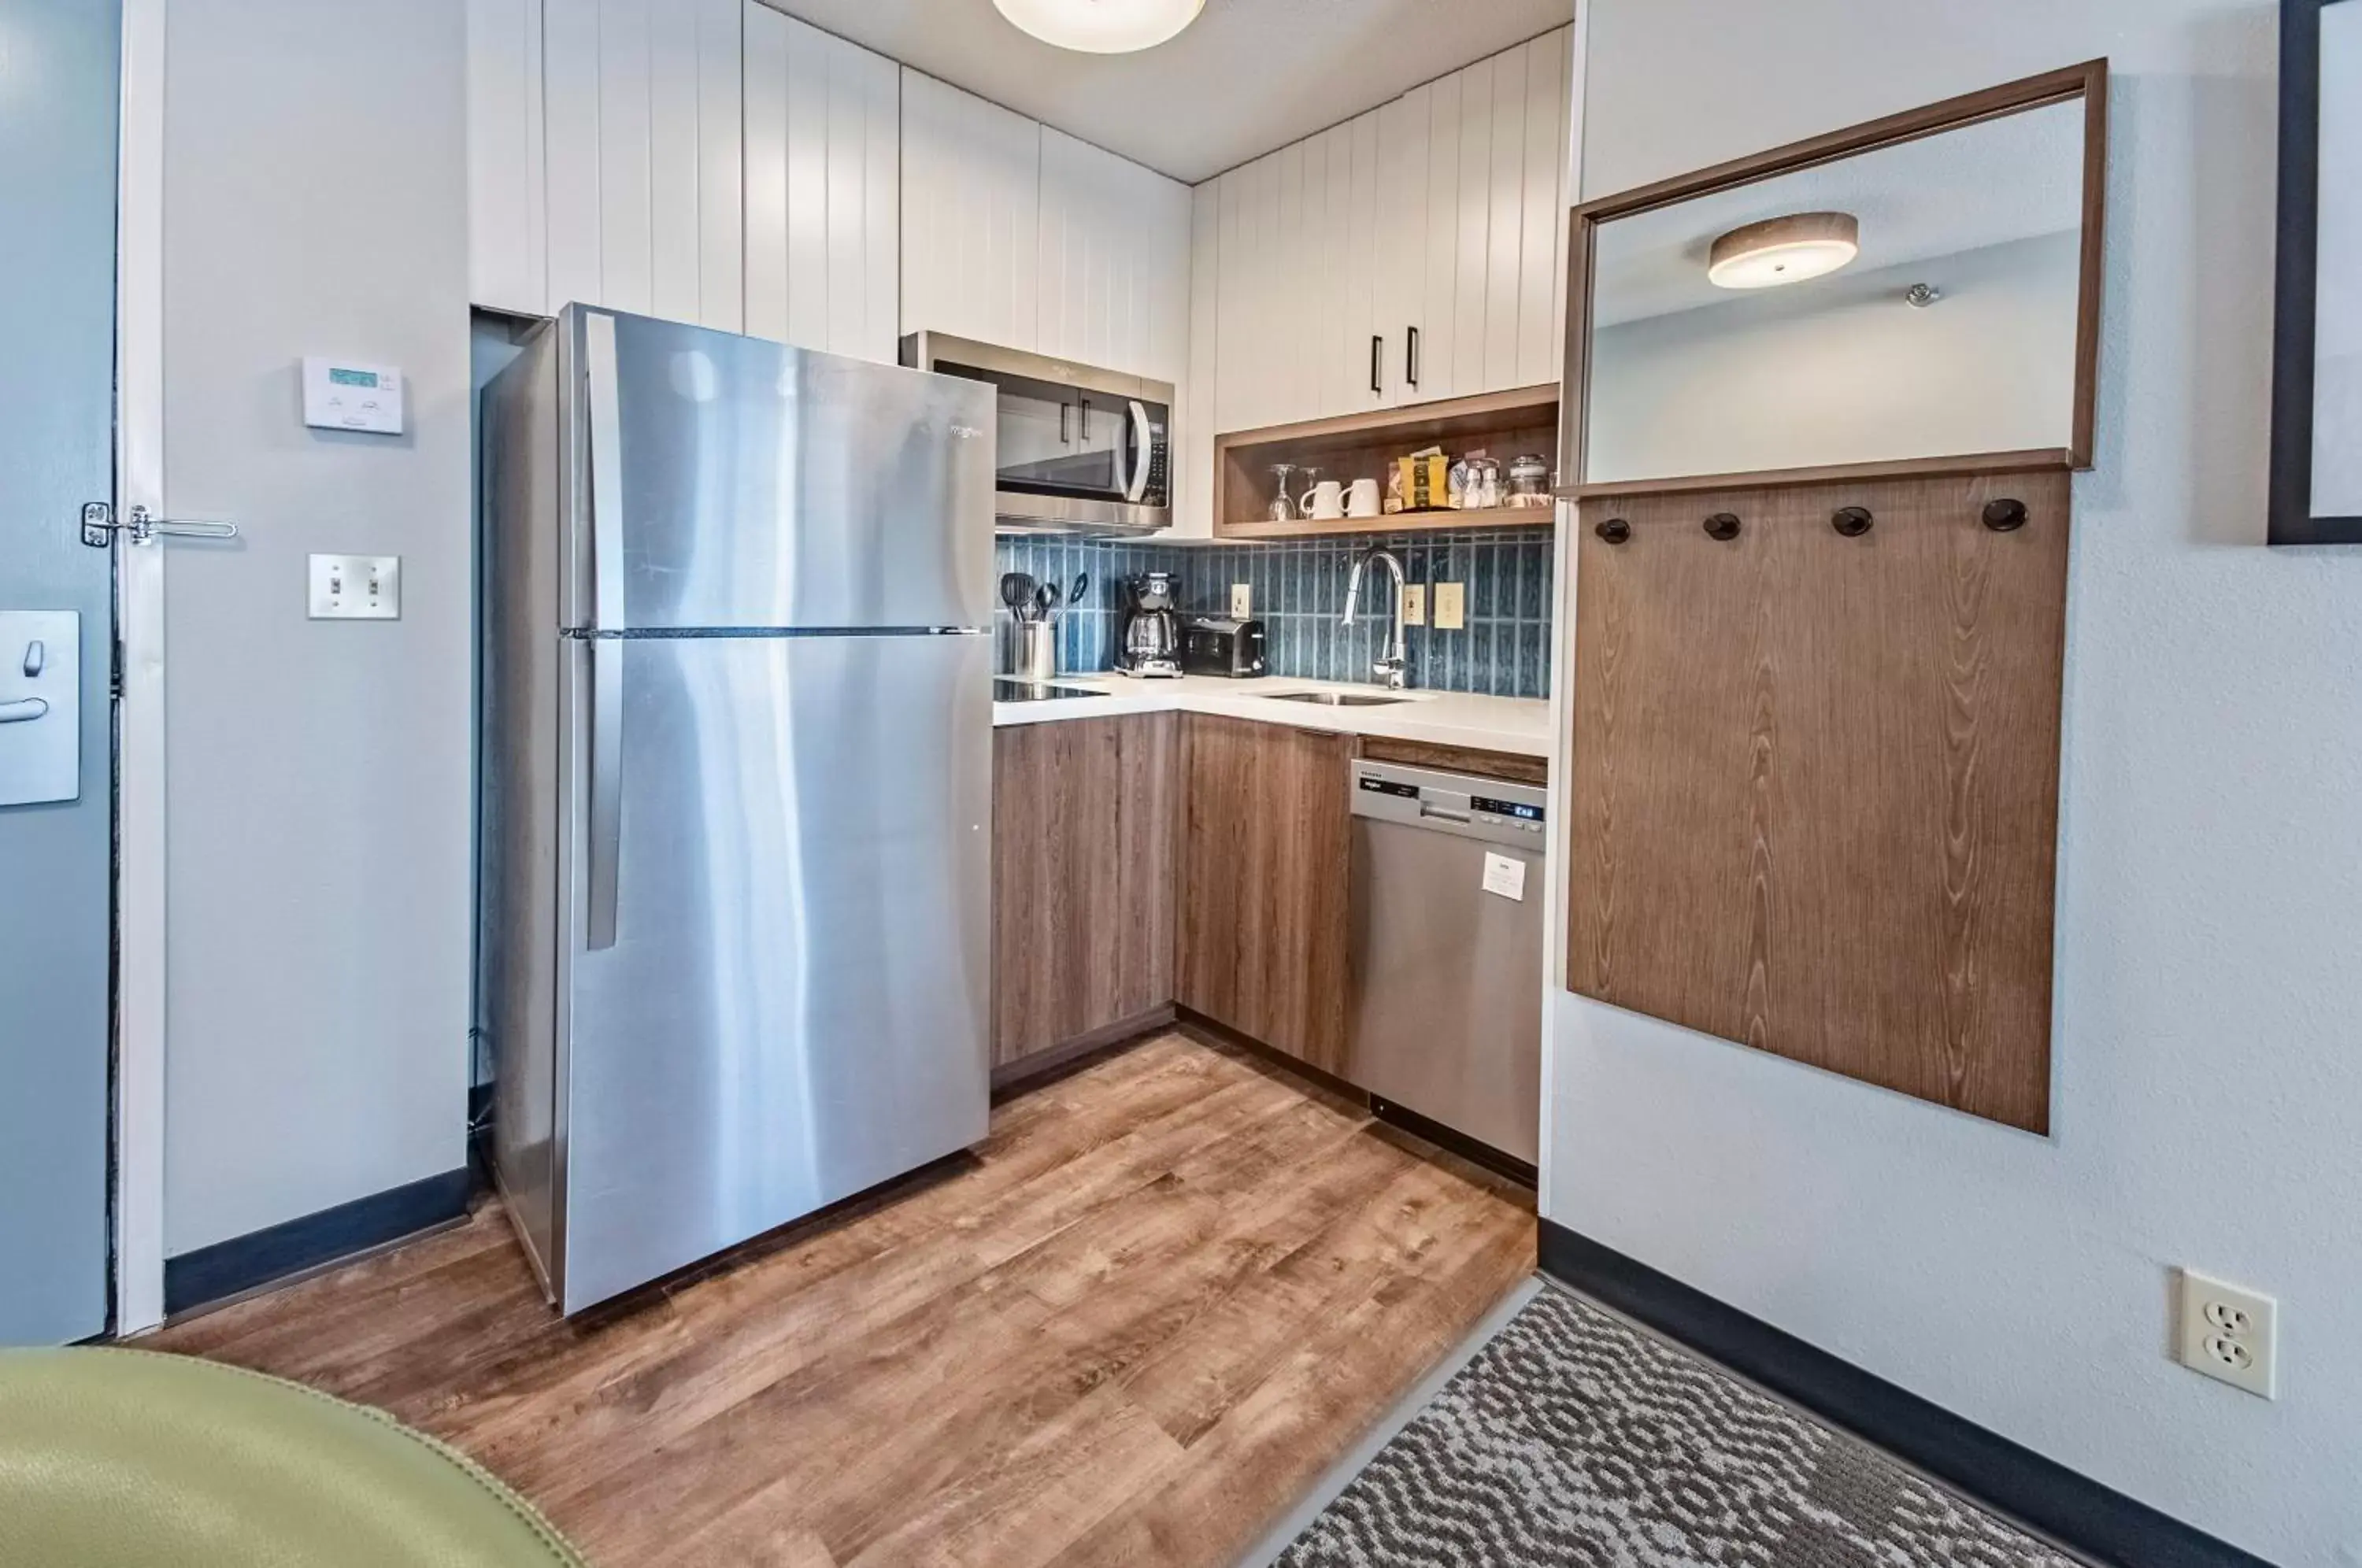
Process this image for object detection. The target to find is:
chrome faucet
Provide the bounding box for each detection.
[1341,545,1409,690]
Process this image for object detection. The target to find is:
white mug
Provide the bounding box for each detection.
[1299,479,1346,520]
[1345,477,1382,519]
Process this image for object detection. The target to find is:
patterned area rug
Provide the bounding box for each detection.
[1277,1285,2079,1568]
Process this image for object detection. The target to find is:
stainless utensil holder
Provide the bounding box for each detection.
[1016,621,1057,682]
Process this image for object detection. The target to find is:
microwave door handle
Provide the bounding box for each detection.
[1124,400,1152,503]
[1109,399,1131,501]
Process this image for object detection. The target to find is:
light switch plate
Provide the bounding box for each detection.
[1400,583,1427,626]
[1433,582,1465,630]
[309,554,402,620]
[0,609,80,807]
[1230,582,1252,619]
[302,357,404,434]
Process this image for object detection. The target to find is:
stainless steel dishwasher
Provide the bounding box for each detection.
[1347,759,1546,1168]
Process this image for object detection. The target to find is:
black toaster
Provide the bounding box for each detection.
[1180,616,1267,678]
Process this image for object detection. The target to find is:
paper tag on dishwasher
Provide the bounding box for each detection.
[1481,852,1527,901]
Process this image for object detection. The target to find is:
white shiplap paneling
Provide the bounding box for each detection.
[465,0,546,315]
[1375,85,1429,408]
[901,69,1038,349]
[1177,177,1220,538]
[743,6,898,360]
[1517,29,1572,388]
[542,0,602,310]
[531,0,742,326]
[1038,127,1190,381]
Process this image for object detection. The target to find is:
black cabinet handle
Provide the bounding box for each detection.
[1370,335,1383,395]
[1704,512,1742,541]
[1406,326,1420,388]
[1832,506,1873,536]
[1595,518,1631,544]
[1982,498,2028,531]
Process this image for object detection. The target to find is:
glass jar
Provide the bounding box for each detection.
[1507,453,1551,508]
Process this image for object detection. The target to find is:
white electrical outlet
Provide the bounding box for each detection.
[309,554,402,620]
[1230,582,1252,618]
[1433,582,1465,631]
[2178,1270,2278,1399]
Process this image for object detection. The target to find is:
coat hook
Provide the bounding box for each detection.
[1594,517,1631,545]
[1703,512,1742,542]
[1831,506,1873,537]
[1982,498,2028,531]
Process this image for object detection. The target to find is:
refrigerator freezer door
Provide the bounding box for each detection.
[555,631,991,1313]
[570,308,997,633]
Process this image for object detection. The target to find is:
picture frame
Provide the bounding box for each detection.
[2270,0,2362,545]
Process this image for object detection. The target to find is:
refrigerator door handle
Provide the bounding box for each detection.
[584,311,626,633]
[587,635,622,951]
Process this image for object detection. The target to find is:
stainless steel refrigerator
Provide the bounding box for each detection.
[479,305,995,1315]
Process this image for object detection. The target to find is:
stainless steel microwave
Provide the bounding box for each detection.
[899,332,1171,536]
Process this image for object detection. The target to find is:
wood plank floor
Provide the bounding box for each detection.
[151,1032,1536,1568]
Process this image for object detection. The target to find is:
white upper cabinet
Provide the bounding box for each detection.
[900,76,1188,386]
[1175,179,1221,538]
[1036,128,1191,383]
[466,0,548,317]
[539,0,747,332]
[1195,25,1574,435]
[741,6,898,361]
[465,0,898,361]
[899,71,1042,352]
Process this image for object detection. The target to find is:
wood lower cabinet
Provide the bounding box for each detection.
[992,713,1179,1071]
[1175,714,1357,1075]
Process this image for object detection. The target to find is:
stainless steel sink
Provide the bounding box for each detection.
[1263,690,1412,707]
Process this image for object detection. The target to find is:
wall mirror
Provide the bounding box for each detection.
[2271,0,2360,545]
[1567,63,2105,494]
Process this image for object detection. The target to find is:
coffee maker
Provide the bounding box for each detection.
[1116,572,1183,678]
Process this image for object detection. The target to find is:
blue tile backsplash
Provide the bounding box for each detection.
[994,528,1557,699]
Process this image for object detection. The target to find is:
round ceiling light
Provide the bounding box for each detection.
[1706,211,1861,290]
[992,0,1206,54]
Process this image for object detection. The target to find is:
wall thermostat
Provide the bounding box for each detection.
[302,357,404,435]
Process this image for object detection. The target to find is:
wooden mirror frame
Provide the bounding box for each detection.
[2269,0,2361,545]
[1557,60,2109,501]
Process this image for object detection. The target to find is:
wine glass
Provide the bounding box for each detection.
[1268,464,1298,522]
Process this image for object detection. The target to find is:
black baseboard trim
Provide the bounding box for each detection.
[164,1167,475,1318]
[990,1005,1175,1100]
[1538,1221,2275,1568]
[1368,1095,1535,1189]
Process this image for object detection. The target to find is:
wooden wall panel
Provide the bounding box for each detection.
[1567,472,2070,1131]
[992,714,1179,1068]
[1175,715,1356,1075]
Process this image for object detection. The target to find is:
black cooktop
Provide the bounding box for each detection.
[992,678,1113,703]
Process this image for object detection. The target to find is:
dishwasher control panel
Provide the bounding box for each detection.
[1350,760,1546,849]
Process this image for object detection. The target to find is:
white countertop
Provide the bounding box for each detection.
[992,672,1553,760]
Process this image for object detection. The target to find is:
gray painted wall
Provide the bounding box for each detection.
[1546,3,2362,1561]
[0,0,120,1344]
[160,0,472,1255]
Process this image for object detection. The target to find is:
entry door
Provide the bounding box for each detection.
[0,0,120,1344]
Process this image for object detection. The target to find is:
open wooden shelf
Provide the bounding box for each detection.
[1212,383,1561,540]
[1216,504,1557,540]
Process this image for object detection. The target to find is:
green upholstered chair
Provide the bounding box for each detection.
[0,1348,590,1567]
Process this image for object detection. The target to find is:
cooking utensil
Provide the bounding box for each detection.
[1068,573,1089,610]
[1035,581,1060,620]
[1001,571,1036,621]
